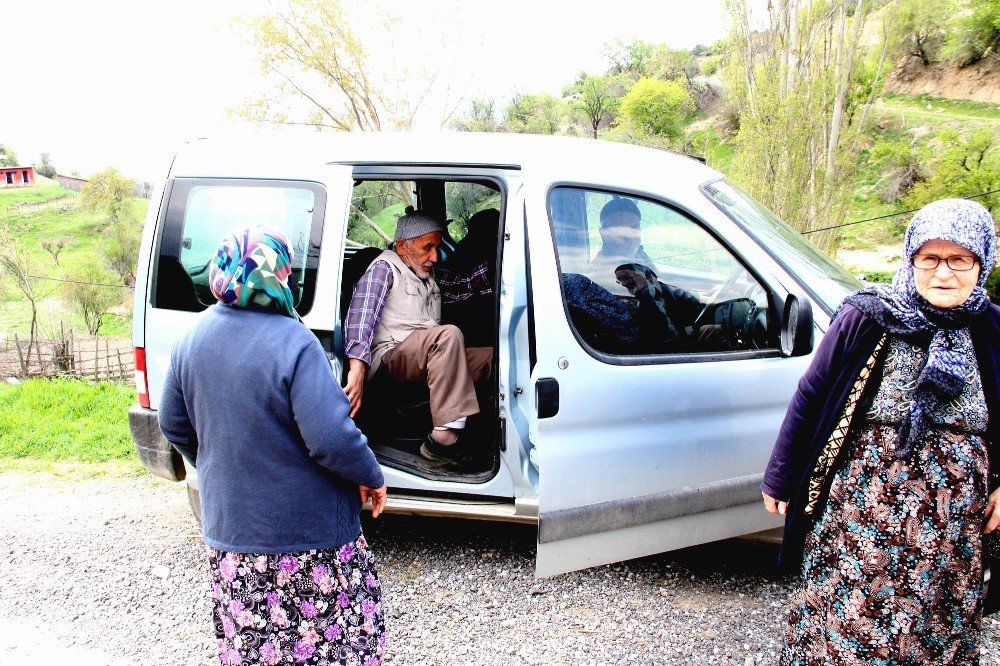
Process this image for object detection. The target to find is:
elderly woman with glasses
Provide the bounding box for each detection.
[761,199,1000,664]
[158,225,388,665]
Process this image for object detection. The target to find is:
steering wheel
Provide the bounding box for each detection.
[693,265,743,330]
[713,297,765,350]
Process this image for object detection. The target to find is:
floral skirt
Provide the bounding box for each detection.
[781,423,988,666]
[208,534,385,666]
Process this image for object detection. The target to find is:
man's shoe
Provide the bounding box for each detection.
[418,435,468,466]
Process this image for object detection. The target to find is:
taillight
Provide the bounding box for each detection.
[135,347,150,408]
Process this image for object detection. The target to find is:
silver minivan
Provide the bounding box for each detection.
[128,132,860,577]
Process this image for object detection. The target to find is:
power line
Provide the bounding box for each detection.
[24,274,131,289]
[802,189,1000,235]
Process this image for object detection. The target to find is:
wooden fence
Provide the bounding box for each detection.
[11,193,76,213]
[0,328,133,383]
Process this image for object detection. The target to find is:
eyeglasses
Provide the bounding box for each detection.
[911,254,979,271]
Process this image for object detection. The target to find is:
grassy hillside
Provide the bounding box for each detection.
[686,93,1000,271]
[0,177,143,338]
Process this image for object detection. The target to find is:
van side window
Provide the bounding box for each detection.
[152,179,325,315]
[346,180,501,248]
[548,187,773,356]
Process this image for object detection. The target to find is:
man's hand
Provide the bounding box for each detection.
[360,484,388,518]
[345,358,366,418]
[762,491,788,516]
[985,487,1000,534]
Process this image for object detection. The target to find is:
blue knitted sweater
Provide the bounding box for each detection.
[158,304,385,553]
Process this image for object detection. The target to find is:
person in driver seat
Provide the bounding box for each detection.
[589,197,656,281]
[344,209,493,465]
[614,262,723,353]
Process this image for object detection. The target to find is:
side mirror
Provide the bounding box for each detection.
[780,294,814,357]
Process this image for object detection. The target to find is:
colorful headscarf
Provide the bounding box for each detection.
[839,198,996,457]
[209,225,298,319]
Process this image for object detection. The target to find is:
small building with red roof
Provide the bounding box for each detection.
[0,166,35,188]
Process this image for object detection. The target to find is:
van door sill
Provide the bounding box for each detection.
[370,493,538,524]
[370,439,498,484]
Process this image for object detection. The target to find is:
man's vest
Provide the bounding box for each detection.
[369,249,441,374]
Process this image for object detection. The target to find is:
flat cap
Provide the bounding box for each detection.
[394,209,447,241]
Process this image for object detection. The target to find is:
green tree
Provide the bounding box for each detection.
[943,0,1000,65]
[0,225,60,360]
[234,0,464,131]
[869,135,927,202]
[503,94,570,135]
[80,167,136,226]
[603,39,697,86]
[0,144,18,167]
[652,48,697,85]
[80,167,141,286]
[905,128,1000,218]
[35,152,57,179]
[892,0,954,65]
[451,98,500,132]
[63,265,120,335]
[618,78,695,142]
[604,39,657,80]
[724,0,895,249]
[565,73,626,138]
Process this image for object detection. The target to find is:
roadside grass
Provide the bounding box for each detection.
[881,93,1000,124]
[0,378,140,476]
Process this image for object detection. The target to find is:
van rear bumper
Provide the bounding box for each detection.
[128,405,185,482]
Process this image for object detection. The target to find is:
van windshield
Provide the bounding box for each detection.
[703,179,860,315]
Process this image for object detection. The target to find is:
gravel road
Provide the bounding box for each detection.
[3,473,1000,665]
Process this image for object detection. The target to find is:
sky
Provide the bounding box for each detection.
[2,0,729,184]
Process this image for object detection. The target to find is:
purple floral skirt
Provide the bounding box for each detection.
[208,533,385,665]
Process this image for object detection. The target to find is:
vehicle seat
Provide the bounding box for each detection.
[441,209,500,347]
[447,208,499,273]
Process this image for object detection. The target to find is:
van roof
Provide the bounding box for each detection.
[169,131,722,189]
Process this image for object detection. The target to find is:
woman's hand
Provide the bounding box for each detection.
[762,491,788,516]
[345,359,366,418]
[360,484,388,518]
[984,487,1000,534]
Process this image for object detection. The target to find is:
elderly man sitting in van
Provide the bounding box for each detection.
[344,209,493,464]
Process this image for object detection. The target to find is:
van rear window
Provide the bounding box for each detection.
[152,178,326,315]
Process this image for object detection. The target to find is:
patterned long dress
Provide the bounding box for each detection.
[781,335,990,665]
[208,533,386,666]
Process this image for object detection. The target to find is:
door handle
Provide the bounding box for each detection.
[536,378,559,418]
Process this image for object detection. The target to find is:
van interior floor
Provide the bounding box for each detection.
[370,437,498,484]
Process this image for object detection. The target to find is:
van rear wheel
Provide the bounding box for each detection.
[186,483,202,527]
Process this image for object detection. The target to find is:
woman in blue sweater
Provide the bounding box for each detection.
[762,199,1000,664]
[159,225,388,666]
